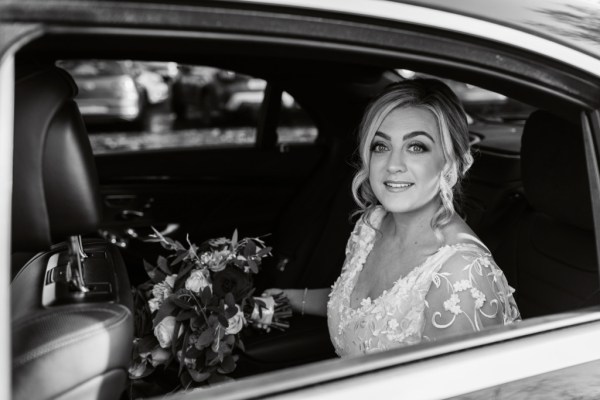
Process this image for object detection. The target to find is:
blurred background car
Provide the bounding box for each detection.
[59,59,149,127]
[172,66,299,125]
[133,64,170,105]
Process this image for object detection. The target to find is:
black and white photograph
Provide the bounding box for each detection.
[3,0,600,399]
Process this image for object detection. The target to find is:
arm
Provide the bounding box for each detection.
[422,251,520,342]
[263,288,331,317]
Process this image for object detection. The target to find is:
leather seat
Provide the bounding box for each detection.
[493,110,598,318]
[11,65,133,400]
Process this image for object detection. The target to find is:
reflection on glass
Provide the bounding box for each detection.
[530,4,600,54]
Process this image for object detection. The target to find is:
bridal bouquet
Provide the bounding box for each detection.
[129,228,291,387]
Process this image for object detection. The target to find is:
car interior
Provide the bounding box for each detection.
[9,22,600,399]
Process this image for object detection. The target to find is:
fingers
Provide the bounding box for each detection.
[261,288,283,297]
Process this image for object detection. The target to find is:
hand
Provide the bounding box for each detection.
[257,288,286,332]
[261,288,284,298]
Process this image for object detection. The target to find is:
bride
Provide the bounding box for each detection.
[264,78,520,357]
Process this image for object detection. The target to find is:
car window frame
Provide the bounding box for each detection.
[3,2,600,398]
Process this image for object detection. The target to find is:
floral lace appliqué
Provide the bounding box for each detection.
[327,207,521,357]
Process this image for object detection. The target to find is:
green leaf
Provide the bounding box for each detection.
[170,250,188,266]
[179,331,191,375]
[217,313,229,328]
[172,295,193,310]
[236,338,245,352]
[256,246,272,257]
[137,335,159,353]
[143,259,166,283]
[200,286,212,305]
[175,262,195,286]
[231,229,238,248]
[224,334,235,346]
[224,305,238,319]
[157,256,171,275]
[248,259,259,274]
[189,370,211,383]
[176,309,197,321]
[197,327,215,348]
[186,346,202,359]
[171,320,182,355]
[152,298,177,328]
[224,293,236,309]
[244,240,256,257]
[217,355,236,374]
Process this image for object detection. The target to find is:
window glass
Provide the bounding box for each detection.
[277,91,318,144]
[58,60,318,153]
[57,61,272,154]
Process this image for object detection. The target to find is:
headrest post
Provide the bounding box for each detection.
[67,235,89,293]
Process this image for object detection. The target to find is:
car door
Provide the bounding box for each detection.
[85,65,327,270]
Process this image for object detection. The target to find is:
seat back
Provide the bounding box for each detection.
[494,110,598,318]
[11,65,133,400]
[12,66,102,252]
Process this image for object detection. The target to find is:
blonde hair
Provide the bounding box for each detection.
[351,79,473,239]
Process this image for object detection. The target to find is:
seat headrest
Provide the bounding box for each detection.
[12,66,102,251]
[521,110,593,230]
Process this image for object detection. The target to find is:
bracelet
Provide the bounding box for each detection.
[301,287,308,316]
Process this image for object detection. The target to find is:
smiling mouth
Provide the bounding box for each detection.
[384,181,414,189]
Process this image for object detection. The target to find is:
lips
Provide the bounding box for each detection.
[384,180,414,190]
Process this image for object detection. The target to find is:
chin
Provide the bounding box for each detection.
[377,193,440,215]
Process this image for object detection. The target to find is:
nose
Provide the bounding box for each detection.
[386,148,407,174]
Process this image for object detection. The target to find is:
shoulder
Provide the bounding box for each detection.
[439,244,494,273]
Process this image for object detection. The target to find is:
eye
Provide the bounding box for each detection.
[407,142,428,153]
[370,141,389,153]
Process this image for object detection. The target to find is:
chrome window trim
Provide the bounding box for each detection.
[173,310,600,400]
[270,319,600,400]
[0,50,14,400]
[584,110,600,287]
[237,0,600,78]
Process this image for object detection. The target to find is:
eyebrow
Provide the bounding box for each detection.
[375,130,435,143]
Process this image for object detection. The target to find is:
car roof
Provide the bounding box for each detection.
[2,0,600,62]
[393,0,600,59]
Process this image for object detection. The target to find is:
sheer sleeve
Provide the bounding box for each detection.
[422,248,520,342]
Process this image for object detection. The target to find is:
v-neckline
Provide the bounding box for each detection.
[346,208,484,311]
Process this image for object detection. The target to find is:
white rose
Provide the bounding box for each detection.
[148,298,161,313]
[225,305,246,335]
[185,269,212,293]
[154,316,183,348]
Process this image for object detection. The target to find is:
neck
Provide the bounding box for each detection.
[383,198,442,249]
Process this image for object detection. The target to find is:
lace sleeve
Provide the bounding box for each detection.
[422,249,520,342]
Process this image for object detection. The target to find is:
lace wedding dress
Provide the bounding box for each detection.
[327,207,520,357]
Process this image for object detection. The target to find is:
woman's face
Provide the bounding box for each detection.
[368,106,446,214]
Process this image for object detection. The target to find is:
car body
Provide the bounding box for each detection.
[134,66,170,105]
[3,0,600,399]
[59,59,148,125]
[172,67,297,124]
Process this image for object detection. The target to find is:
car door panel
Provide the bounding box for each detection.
[94,144,328,244]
